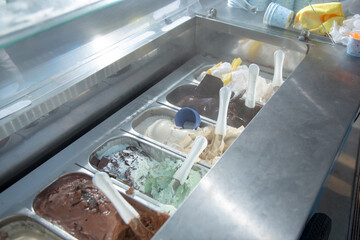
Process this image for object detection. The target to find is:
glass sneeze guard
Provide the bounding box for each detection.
[0,0,201,141]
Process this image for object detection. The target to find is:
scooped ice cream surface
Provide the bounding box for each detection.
[145,119,213,152]
[90,144,207,208]
[33,173,169,240]
[143,119,244,165]
[166,73,263,128]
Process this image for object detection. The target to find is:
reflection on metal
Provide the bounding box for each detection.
[0,49,23,101]
[0,5,197,141]
[0,0,123,47]
[338,153,357,169]
[232,39,306,75]
[0,100,31,120]
[200,177,274,239]
[161,16,191,32]
[126,31,156,47]
[227,0,257,14]
[290,77,329,117]
[207,8,217,19]
[327,175,352,197]
[153,0,181,20]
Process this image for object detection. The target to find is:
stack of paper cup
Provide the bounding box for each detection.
[294,0,309,13]
[263,3,277,26]
[273,0,295,10]
[263,2,295,29]
[249,0,271,11]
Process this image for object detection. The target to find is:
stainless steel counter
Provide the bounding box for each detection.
[0,3,360,240]
[154,32,360,239]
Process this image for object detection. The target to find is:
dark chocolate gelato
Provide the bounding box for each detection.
[167,74,262,127]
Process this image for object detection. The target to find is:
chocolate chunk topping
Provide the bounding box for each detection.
[141,215,155,232]
[86,196,100,212]
[126,187,135,195]
[89,156,100,167]
[124,169,134,185]
[112,161,119,168]
[108,172,117,178]
[140,150,150,158]
[98,157,110,169]
[127,146,138,151]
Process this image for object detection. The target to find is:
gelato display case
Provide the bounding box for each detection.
[0,0,360,239]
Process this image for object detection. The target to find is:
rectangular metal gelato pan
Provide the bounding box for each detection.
[0,215,63,240]
[156,55,277,111]
[131,105,213,134]
[33,172,169,240]
[152,55,284,130]
[0,162,170,240]
[0,167,96,240]
[87,133,209,209]
[163,81,263,128]
[123,104,213,158]
[123,104,243,166]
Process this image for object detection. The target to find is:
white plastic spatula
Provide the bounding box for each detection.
[172,136,207,191]
[201,86,232,162]
[245,64,259,109]
[93,172,139,223]
[215,86,232,137]
[93,173,152,239]
[272,49,285,89]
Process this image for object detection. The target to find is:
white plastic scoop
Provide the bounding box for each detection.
[201,86,232,163]
[172,136,207,191]
[272,49,285,90]
[215,86,232,137]
[245,64,259,109]
[93,172,152,239]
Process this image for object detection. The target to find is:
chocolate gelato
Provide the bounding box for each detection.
[167,74,262,128]
[33,173,168,240]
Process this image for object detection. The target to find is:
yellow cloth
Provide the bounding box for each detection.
[294,2,345,36]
